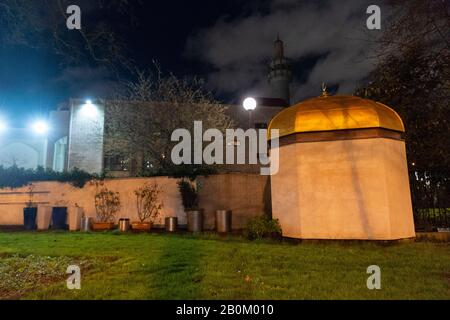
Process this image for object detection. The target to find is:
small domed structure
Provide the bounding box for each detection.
[269,94,415,240]
[268,95,405,139]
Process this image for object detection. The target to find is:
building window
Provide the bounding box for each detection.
[53,136,68,172]
[104,155,130,172]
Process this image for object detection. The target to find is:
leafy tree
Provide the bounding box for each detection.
[356,0,450,172]
[356,0,450,214]
[356,45,450,172]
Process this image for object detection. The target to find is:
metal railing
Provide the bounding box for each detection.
[410,170,450,231]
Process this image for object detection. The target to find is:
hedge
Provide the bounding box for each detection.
[0,165,96,189]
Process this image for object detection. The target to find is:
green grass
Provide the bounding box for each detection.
[0,232,449,300]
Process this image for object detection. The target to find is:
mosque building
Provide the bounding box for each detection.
[0,37,416,240]
[0,38,292,175]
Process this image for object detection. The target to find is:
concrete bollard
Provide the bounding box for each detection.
[216,210,232,233]
[81,217,93,232]
[165,217,178,232]
[187,210,203,232]
[68,207,84,231]
[37,206,52,230]
[119,218,131,232]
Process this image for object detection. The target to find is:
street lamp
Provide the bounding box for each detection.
[243,97,258,128]
[0,119,7,133]
[81,99,98,118]
[32,120,49,135]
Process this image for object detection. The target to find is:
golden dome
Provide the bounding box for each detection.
[268,95,405,139]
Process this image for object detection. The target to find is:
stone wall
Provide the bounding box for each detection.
[198,174,271,230]
[67,99,105,174]
[0,173,268,230]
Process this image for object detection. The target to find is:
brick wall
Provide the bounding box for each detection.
[67,100,105,174]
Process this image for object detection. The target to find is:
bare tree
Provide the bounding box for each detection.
[378,0,449,56]
[0,0,137,72]
[104,65,234,175]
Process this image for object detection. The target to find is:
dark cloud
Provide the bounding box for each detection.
[186,0,383,102]
[52,66,117,99]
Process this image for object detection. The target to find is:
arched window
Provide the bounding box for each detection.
[0,143,39,169]
[53,136,68,172]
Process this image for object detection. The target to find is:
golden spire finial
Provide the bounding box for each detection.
[321,82,329,97]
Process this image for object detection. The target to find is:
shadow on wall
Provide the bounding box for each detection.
[322,107,372,238]
[343,139,372,238]
[197,174,270,230]
[263,177,273,218]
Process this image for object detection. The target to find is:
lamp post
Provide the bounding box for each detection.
[243,97,258,129]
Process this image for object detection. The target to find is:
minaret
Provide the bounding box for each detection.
[268,36,292,105]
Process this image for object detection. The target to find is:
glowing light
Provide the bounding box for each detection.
[32,120,49,135]
[81,100,98,118]
[243,97,257,111]
[0,119,7,133]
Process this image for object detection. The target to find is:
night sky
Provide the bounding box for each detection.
[0,0,380,124]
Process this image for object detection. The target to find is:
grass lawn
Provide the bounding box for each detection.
[0,232,449,300]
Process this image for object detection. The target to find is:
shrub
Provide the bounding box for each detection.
[167,165,217,180]
[92,180,121,222]
[134,183,163,223]
[56,168,96,188]
[139,164,217,180]
[177,180,199,210]
[25,184,36,208]
[0,165,95,189]
[244,216,282,240]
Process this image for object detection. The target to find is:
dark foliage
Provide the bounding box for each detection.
[244,216,282,240]
[0,165,96,189]
[410,170,450,231]
[356,46,450,172]
[165,165,217,180]
[138,164,217,181]
[177,180,199,210]
[356,0,450,231]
